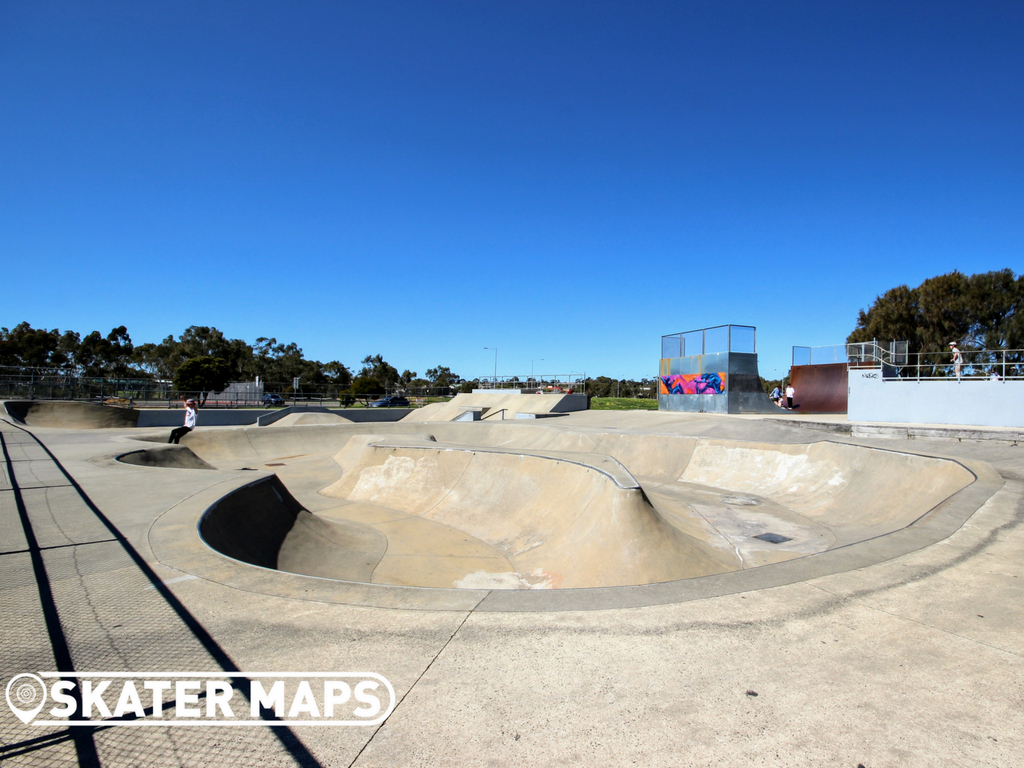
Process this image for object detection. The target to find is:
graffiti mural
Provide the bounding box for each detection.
[660,372,727,395]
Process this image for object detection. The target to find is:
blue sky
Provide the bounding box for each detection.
[2,2,1021,381]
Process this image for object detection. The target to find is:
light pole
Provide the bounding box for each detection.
[484,347,497,387]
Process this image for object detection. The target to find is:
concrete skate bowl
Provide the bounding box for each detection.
[4,400,140,428]
[188,421,982,606]
[117,445,216,470]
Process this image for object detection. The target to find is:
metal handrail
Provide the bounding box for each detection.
[844,340,910,366]
[855,348,1024,381]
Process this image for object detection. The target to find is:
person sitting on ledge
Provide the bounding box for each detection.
[168,398,197,444]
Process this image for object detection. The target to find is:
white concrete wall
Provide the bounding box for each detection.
[848,368,1024,427]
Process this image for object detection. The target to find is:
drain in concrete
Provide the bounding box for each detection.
[753,533,793,544]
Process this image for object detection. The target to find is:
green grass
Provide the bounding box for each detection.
[589,397,659,411]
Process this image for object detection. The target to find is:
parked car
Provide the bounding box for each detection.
[263,393,286,407]
[368,395,410,408]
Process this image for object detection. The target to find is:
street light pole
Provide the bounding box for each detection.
[484,347,497,386]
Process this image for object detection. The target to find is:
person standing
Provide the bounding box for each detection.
[950,342,962,380]
[785,384,795,409]
[168,398,197,444]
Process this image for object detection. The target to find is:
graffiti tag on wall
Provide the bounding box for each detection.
[659,373,727,395]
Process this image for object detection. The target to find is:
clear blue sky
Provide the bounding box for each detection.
[2,2,1021,381]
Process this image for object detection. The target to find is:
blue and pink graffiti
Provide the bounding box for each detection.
[660,372,727,395]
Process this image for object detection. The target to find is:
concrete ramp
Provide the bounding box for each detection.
[199,476,388,582]
[322,442,738,588]
[3,400,140,428]
[269,411,352,427]
[790,363,848,413]
[411,393,587,422]
[680,440,973,547]
[117,445,215,470]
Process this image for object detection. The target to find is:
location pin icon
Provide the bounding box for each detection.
[6,674,47,724]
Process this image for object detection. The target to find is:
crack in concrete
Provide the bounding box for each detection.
[347,610,474,767]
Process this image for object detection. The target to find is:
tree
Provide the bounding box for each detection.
[848,269,1023,353]
[132,326,252,380]
[103,326,135,377]
[351,376,383,405]
[848,285,921,348]
[585,376,615,397]
[965,269,1023,350]
[73,326,135,377]
[133,334,183,379]
[250,336,310,386]
[425,366,462,390]
[583,376,650,398]
[324,361,353,390]
[0,323,149,378]
[54,331,81,369]
[916,271,971,351]
[359,355,399,387]
[178,326,250,375]
[174,357,232,405]
[0,323,64,367]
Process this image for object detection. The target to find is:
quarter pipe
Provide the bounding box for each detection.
[791,363,848,413]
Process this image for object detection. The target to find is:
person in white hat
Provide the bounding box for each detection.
[168,398,198,444]
[949,342,962,380]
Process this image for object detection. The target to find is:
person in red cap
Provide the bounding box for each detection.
[168,398,197,444]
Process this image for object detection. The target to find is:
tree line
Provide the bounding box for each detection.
[0,322,660,399]
[847,269,1023,352]
[0,323,344,390]
[0,323,478,395]
[0,321,698,403]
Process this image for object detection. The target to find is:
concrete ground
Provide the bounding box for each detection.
[2,408,1022,767]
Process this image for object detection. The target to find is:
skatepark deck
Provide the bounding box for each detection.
[2,403,1022,767]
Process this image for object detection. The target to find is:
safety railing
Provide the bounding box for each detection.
[474,374,587,393]
[845,340,909,367]
[856,348,1024,381]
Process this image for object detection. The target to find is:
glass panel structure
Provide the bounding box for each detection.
[661,325,757,357]
[729,326,756,354]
